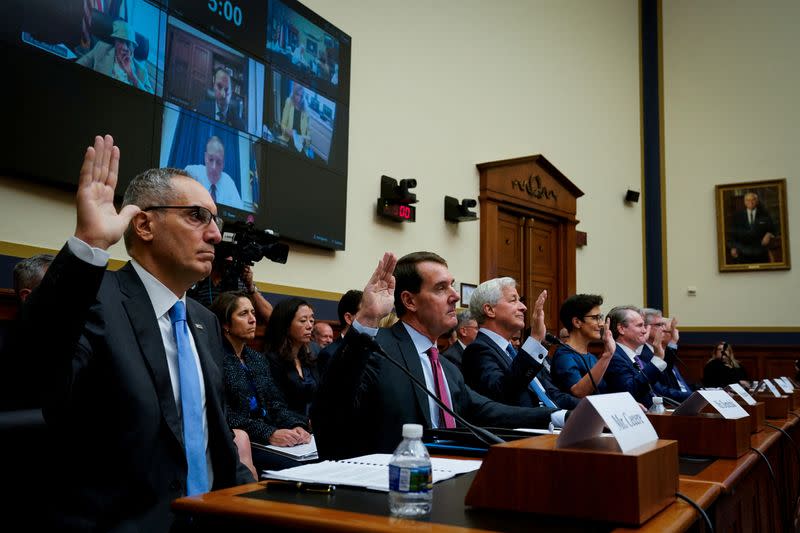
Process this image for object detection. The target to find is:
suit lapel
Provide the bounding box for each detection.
[389,322,433,427]
[478,331,511,369]
[117,264,184,448]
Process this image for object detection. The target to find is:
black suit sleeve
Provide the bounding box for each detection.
[462,342,542,404]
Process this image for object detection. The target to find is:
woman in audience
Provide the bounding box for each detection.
[265,297,320,419]
[551,294,615,397]
[703,341,749,388]
[211,291,312,471]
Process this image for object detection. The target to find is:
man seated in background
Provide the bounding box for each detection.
[196,67,245,131]
[77,20,153,93]
[604,306,668,408]
[640,308,692,402]
[312,252,559,460]
[461,278,548,407]
[441,310,477,370]
[21,135,253,530]
[185,136,244,209]
[310,321,334,355]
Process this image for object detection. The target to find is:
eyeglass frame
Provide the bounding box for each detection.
[581,313,605,323]
[143,205,223,230]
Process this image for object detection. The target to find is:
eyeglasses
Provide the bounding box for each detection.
[144,205,223,230]
[582,313,604,323]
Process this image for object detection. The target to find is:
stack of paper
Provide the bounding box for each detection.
[252,436,318,462]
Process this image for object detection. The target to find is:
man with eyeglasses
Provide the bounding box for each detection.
[21,135,254,531]
[604,305,670,408]
[441,309,478,369]
[639,309,692,402]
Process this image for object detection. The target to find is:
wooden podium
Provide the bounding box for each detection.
[646,412,750,458]
[465,434,678,526]
[757,394,791,418]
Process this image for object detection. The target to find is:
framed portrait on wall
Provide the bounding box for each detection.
[715,178,790,272]
[460,283,477,307]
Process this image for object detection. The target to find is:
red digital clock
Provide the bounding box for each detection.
[377,198,416,222]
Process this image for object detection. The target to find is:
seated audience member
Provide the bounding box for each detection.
[1,254,54,410]
[196,67,245,131]
[551,294,614,398]
[210,291,311,471]
[604,306,669,408]
[639,309,692,402]
[703,341,750,388]
[77,20,153,93]
[21,135,253,530]
[316,289,362,375]
[280,84,310,149]
[265,297,320,418]
[312,252,559,460]
[461,278,548,407]
[441,310,478,369]
[188,254,272,322]
[185,136,244,209]
[309,321,334,355]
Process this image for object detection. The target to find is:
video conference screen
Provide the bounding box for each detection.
[0,0,350,251]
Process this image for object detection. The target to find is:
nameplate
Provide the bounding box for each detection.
[674,390,748,419]
[760,379,782,397]
[557,393,657,453]
[728,383,757,406]
[775,377,794,394]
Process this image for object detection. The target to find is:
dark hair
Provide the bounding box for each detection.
[209,290,250,329]
[393,251,448,317]
[559,294,604,331]
[607,305,641,340]
[265,297,315,365]
[337,289,363,326]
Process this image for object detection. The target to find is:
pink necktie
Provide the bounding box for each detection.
[427,347,456,429]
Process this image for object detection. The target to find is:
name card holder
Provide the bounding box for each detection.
[735,400,766,433]
[464,434,678,525]
[466,394,678,525]
[756,394,791,418]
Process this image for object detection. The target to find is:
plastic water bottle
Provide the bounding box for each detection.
[388,423,432,517]
[649,396,666,414]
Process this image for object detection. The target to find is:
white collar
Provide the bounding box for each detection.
[478,327,512,352]
[130,259,184,319]
[617,341,643,362]
[401,322,436,355]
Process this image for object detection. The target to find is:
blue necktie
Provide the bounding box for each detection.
[169,301,209,496]
[506,344,517,360]
[529,377,557,408]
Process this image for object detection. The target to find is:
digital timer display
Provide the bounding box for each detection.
[378,199,416,222]
[170,0,267,57]
[208,0,243,26]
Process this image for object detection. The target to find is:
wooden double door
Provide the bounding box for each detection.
[493,209,565,333]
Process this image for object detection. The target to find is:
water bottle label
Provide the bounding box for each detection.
[389,465,432,493]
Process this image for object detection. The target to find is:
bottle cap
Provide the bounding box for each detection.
[402,423,423,439]
[653,396,663,404]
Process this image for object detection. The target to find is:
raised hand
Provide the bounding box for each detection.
[74,135,141,250]
[599,317,615,360]
[667,317,680,345]
[530,290,547,341]
[355,252,397,328]
[652,323,665,359]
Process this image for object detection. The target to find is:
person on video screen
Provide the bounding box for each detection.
[185,136,243,209]
[77,20,153,93]
[280,83,310,152]
[196,67,245,131]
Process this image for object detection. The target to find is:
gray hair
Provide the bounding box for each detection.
[640,307,662,325]
[608,305,643,340]
[469,277,517,324]
[121,167,190,249]
[13,253,54,296]
[456,309,474,328]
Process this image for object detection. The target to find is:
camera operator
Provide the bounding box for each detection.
[188,256,273,324]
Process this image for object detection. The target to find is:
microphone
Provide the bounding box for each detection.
[357,333,505,446]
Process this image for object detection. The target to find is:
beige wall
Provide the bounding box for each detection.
[662,0,799,328]
[1,0,644,311]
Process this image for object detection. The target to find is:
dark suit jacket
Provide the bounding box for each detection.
[639,345,692,402]
[441,341,465,369]
[603,344,662,407]
[315,335,343,377]
[461,331,543,407]
[727,207,776,263]
[24,245,252,531]
[538,362,581,409]
[311,321,555,460]
[196,97,246,131]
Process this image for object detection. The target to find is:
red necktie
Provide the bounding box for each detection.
[427,347,456,429]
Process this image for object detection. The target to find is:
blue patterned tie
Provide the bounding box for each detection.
[529,377,557,408]
[169,301,209,495]
[506,344,517,360]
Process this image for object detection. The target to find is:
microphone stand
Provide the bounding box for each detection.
[358,333,505,446]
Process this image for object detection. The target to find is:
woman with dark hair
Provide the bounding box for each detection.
[210,291,311,470]
[703,341,749,388]
[265,297,320,419]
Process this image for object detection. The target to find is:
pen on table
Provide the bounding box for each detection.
[266,480,336,493]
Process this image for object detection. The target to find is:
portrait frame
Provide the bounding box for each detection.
[715,178,790,272]
[460,283,477,307]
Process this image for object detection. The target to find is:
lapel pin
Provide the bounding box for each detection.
[194,323,205,330]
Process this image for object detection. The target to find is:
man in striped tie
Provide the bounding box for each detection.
[313,252,560,460]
